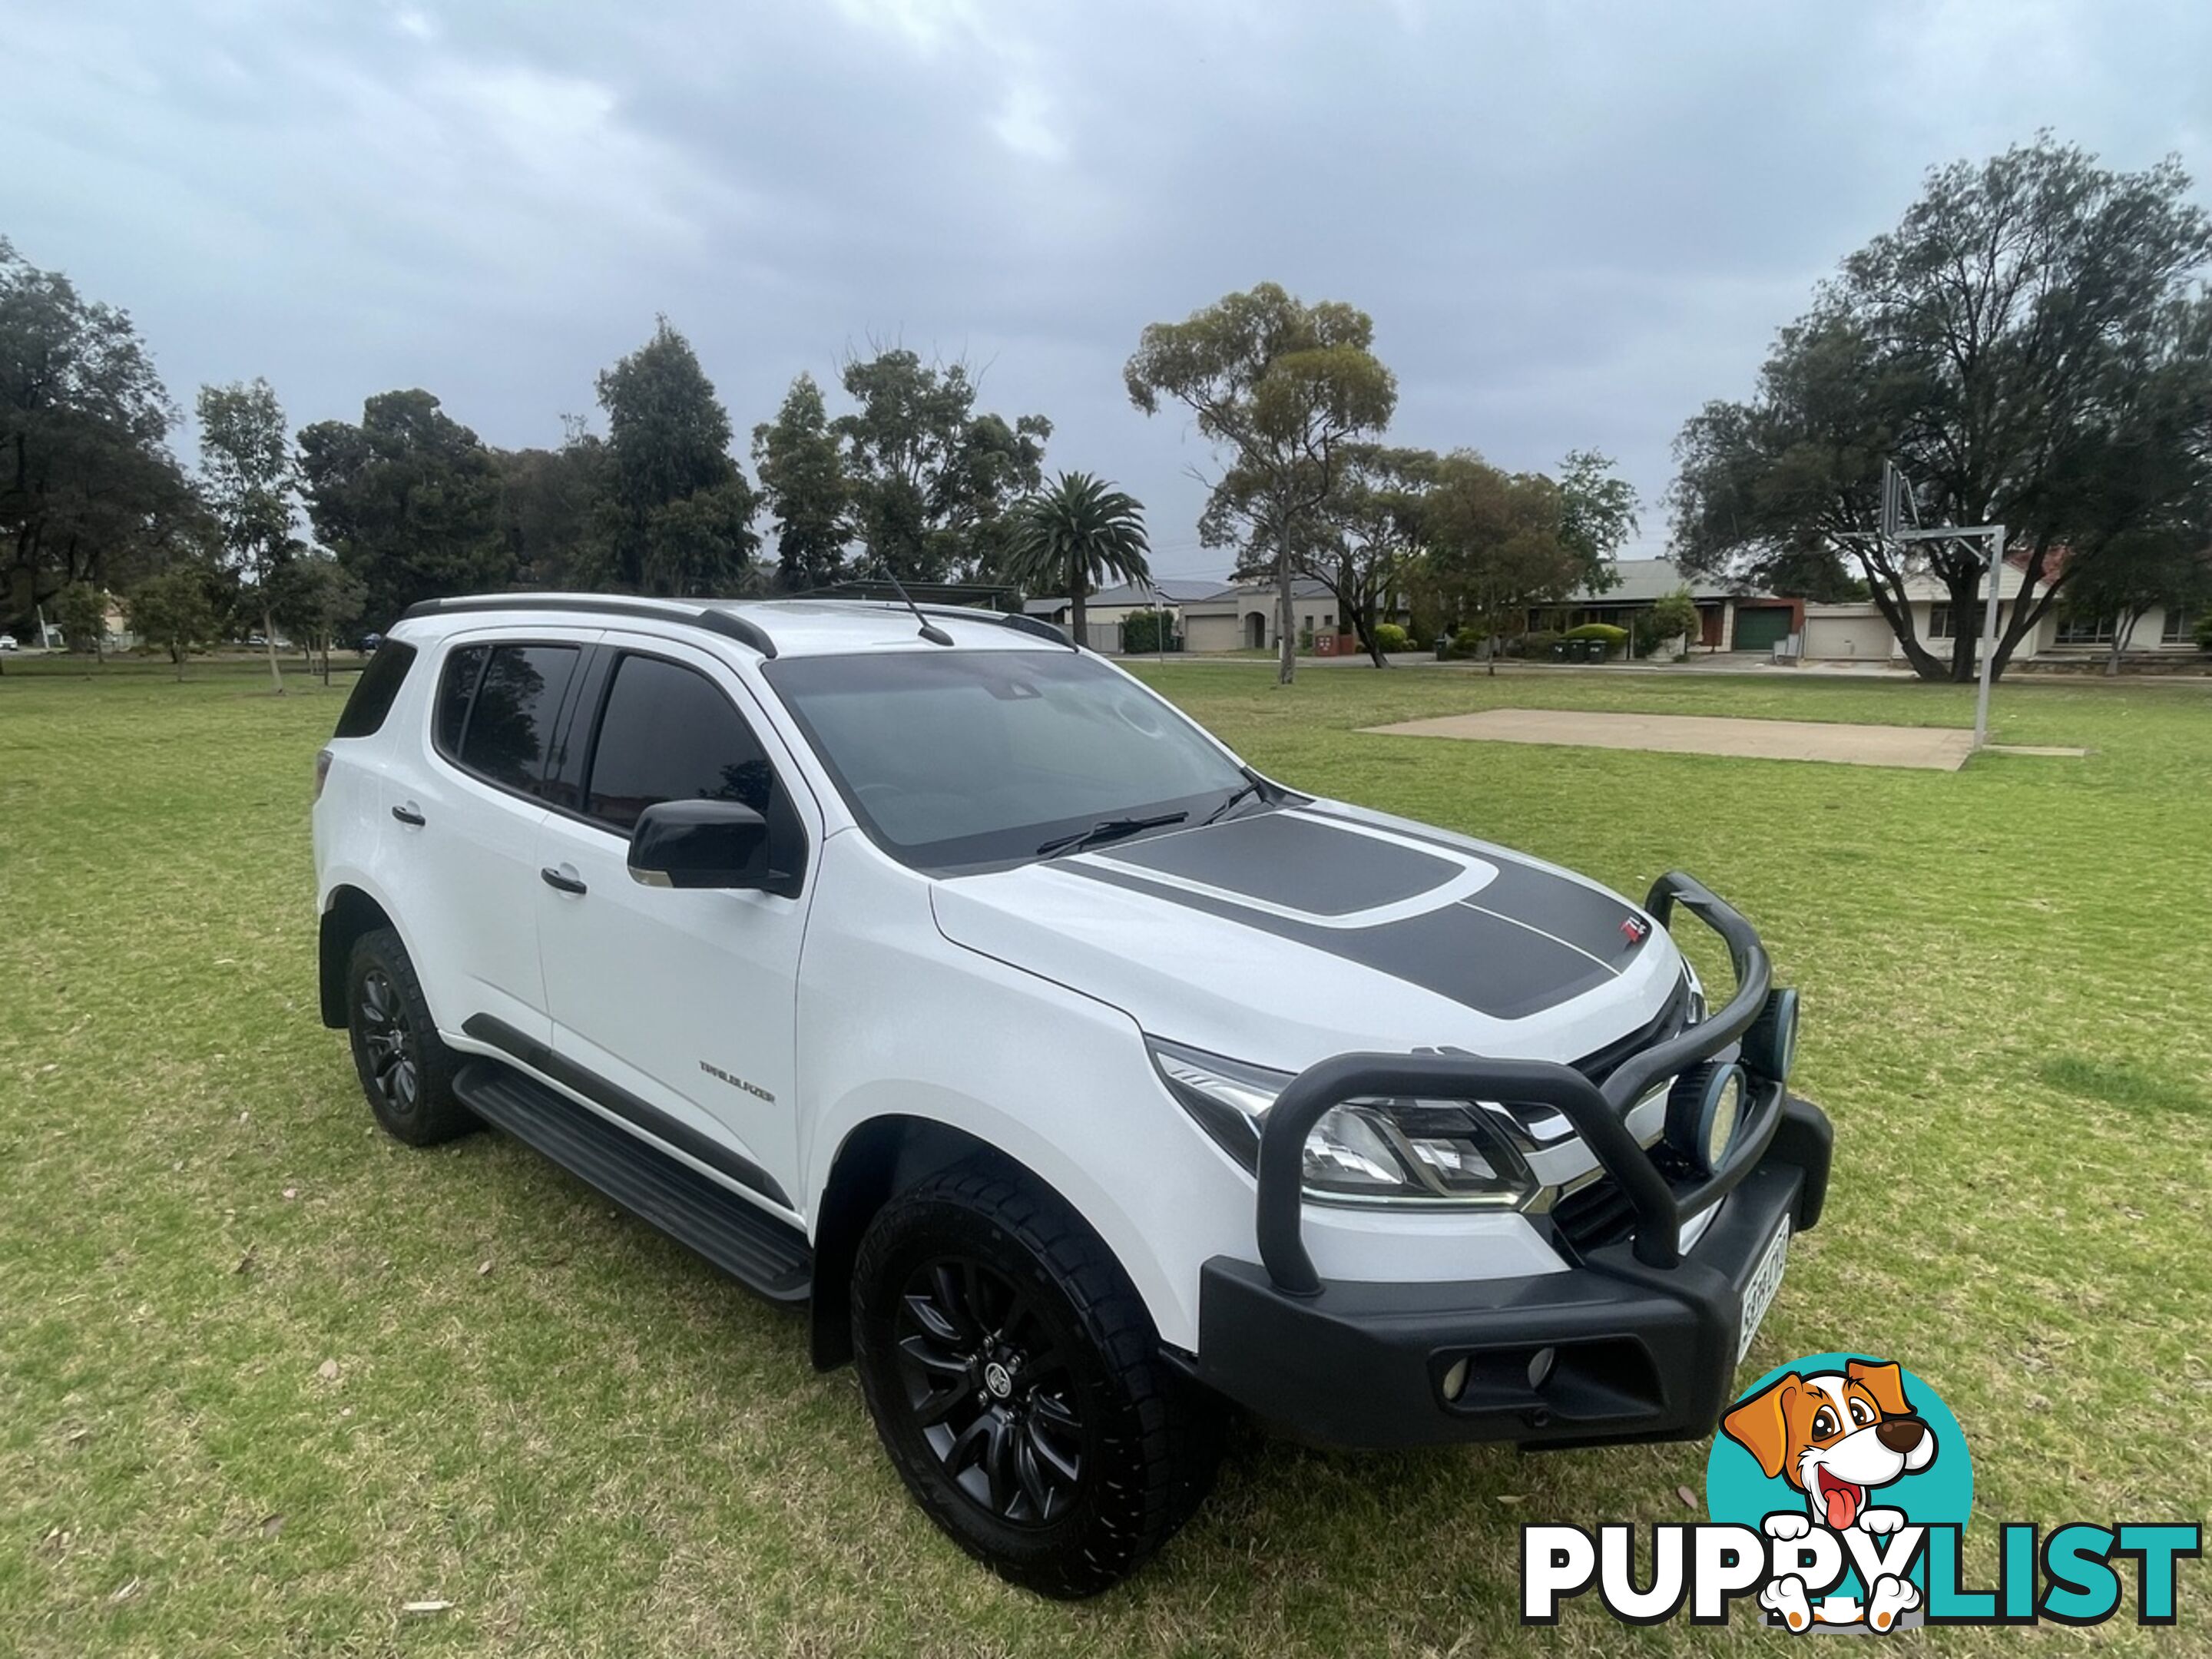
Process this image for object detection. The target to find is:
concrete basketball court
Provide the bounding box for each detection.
[1363,708,2085,771]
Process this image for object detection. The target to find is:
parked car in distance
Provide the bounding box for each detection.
[311,594,1831,1597]
[0,633,17,651]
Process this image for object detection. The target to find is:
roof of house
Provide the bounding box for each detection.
[1561,558,1768,605]
[1022,578,1227,614]
[1181,577,1336,608]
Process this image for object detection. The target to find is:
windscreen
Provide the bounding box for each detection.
[764,650,1248,870]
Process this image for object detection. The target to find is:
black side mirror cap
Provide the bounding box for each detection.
[628,799,773,890]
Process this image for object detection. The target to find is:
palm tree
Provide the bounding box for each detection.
[1008,471,1152,649]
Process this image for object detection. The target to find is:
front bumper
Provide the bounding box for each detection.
[1190,869,1835,1450]
[1195,1092,1830,1448]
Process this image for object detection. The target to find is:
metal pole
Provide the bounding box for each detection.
[1973,525,2003,750]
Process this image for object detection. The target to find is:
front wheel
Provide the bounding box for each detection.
[851,1164,1219,1598]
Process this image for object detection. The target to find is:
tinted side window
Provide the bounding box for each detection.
[456,644,580,796]
[585,654,776,831]
[333,641,417,739]
[435,645,488,757]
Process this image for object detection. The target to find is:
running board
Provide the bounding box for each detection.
[453,1058,813,1304]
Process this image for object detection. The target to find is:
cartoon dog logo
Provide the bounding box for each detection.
[1721,1358,1938,1631]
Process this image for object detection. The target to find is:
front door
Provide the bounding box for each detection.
[535,640,816,1215]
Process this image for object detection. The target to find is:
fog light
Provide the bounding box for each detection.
[1667,1062,1750,1177]
[1528,1346,1556,1389]
[1441,1357,1470,1402]
[1742,987,1800,1081]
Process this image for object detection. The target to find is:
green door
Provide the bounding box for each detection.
[1732,606,1792,651]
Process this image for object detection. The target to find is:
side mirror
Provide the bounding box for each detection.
[628,799,770,889]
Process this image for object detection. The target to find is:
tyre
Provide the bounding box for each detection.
[345,927,475,1146]
[851,1162,1220,1598]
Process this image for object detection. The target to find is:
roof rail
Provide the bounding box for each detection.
[398,594,777,660]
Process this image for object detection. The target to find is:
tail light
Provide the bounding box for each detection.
[314,748,333,801]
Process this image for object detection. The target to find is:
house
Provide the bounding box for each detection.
[1022,578,1221,652]
[1178,578,1349,653]
[1530,558,1800,654]
[1800,558,2202,664]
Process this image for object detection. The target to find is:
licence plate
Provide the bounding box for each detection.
[1736,1219,1790,1363]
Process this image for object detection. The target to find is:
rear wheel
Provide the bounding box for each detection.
[852,1163,1218,1598]
[346,928,474,1145]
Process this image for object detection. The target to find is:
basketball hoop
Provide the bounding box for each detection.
[1877,457,2005,752]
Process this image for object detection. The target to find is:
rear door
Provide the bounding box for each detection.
[400,631,594,1042]
[534,638,817,1214]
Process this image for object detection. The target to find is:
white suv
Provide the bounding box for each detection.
[312,593,1831,1596]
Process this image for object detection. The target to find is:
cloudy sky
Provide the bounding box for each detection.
[9,0,2211,578]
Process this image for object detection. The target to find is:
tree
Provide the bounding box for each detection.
[594,320,759,595]
[1127,283,1397,683]
[1421,453,1582,677]
[1,240,201,628]
[52,580,108,661]
[2062,534,2212,674]
[751,373,851,591]
[1197,443,1433,667]
[299,389,508,628]
[268,550,367,683]
[197,378,296,692]
[1672,137,2212,683]
[1555,450,1637,593]
[127,566,220,678]
[832,349,1050,584]
[1005,472,1151,646]
[493,416,611,591]
[1646,586,1704,657]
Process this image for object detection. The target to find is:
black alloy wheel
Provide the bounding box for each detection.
[356,966,419,1116]
[345,927,473,1145]
[892,1254,1088,1525]
[851,1162,1220,1597]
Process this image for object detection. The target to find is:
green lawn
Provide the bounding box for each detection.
[3,655,2208,1655]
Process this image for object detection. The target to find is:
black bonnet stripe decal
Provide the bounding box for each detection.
[1093,810,1460,917]
[1301,808,1649,971]
[1057,859,1612,1021]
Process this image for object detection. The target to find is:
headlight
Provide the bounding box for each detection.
[1741,986,1799,1081]
[1147,1038,1538,1209]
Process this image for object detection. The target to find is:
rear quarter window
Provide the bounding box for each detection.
[332,641,418,738]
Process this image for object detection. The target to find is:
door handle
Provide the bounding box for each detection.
[540,866,588,896]
[392,804,426,826]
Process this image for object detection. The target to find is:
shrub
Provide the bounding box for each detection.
[1510,628,1561,659]
[1121,608,1176,653]
[2197,613,2212,654]
[1371,621,1411,653]
[1561,622,1629,646]
[1447,625,1488,660]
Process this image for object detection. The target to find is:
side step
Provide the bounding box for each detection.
[454,1058,813,1303]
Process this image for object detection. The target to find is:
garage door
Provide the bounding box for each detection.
[1803,614,1894,661]
[1731,606,1793,652]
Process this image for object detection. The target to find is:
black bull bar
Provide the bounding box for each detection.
[1255,870,1778,1292]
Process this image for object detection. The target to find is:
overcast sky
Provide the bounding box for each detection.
[9,0,2211,579]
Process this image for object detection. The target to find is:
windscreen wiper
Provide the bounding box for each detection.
[1201,773,1269,826]
[1035,812,1187,859]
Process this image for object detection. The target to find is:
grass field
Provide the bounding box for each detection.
[3,654,2208,1656]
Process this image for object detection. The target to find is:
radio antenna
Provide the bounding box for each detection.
[871,556,952,646]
